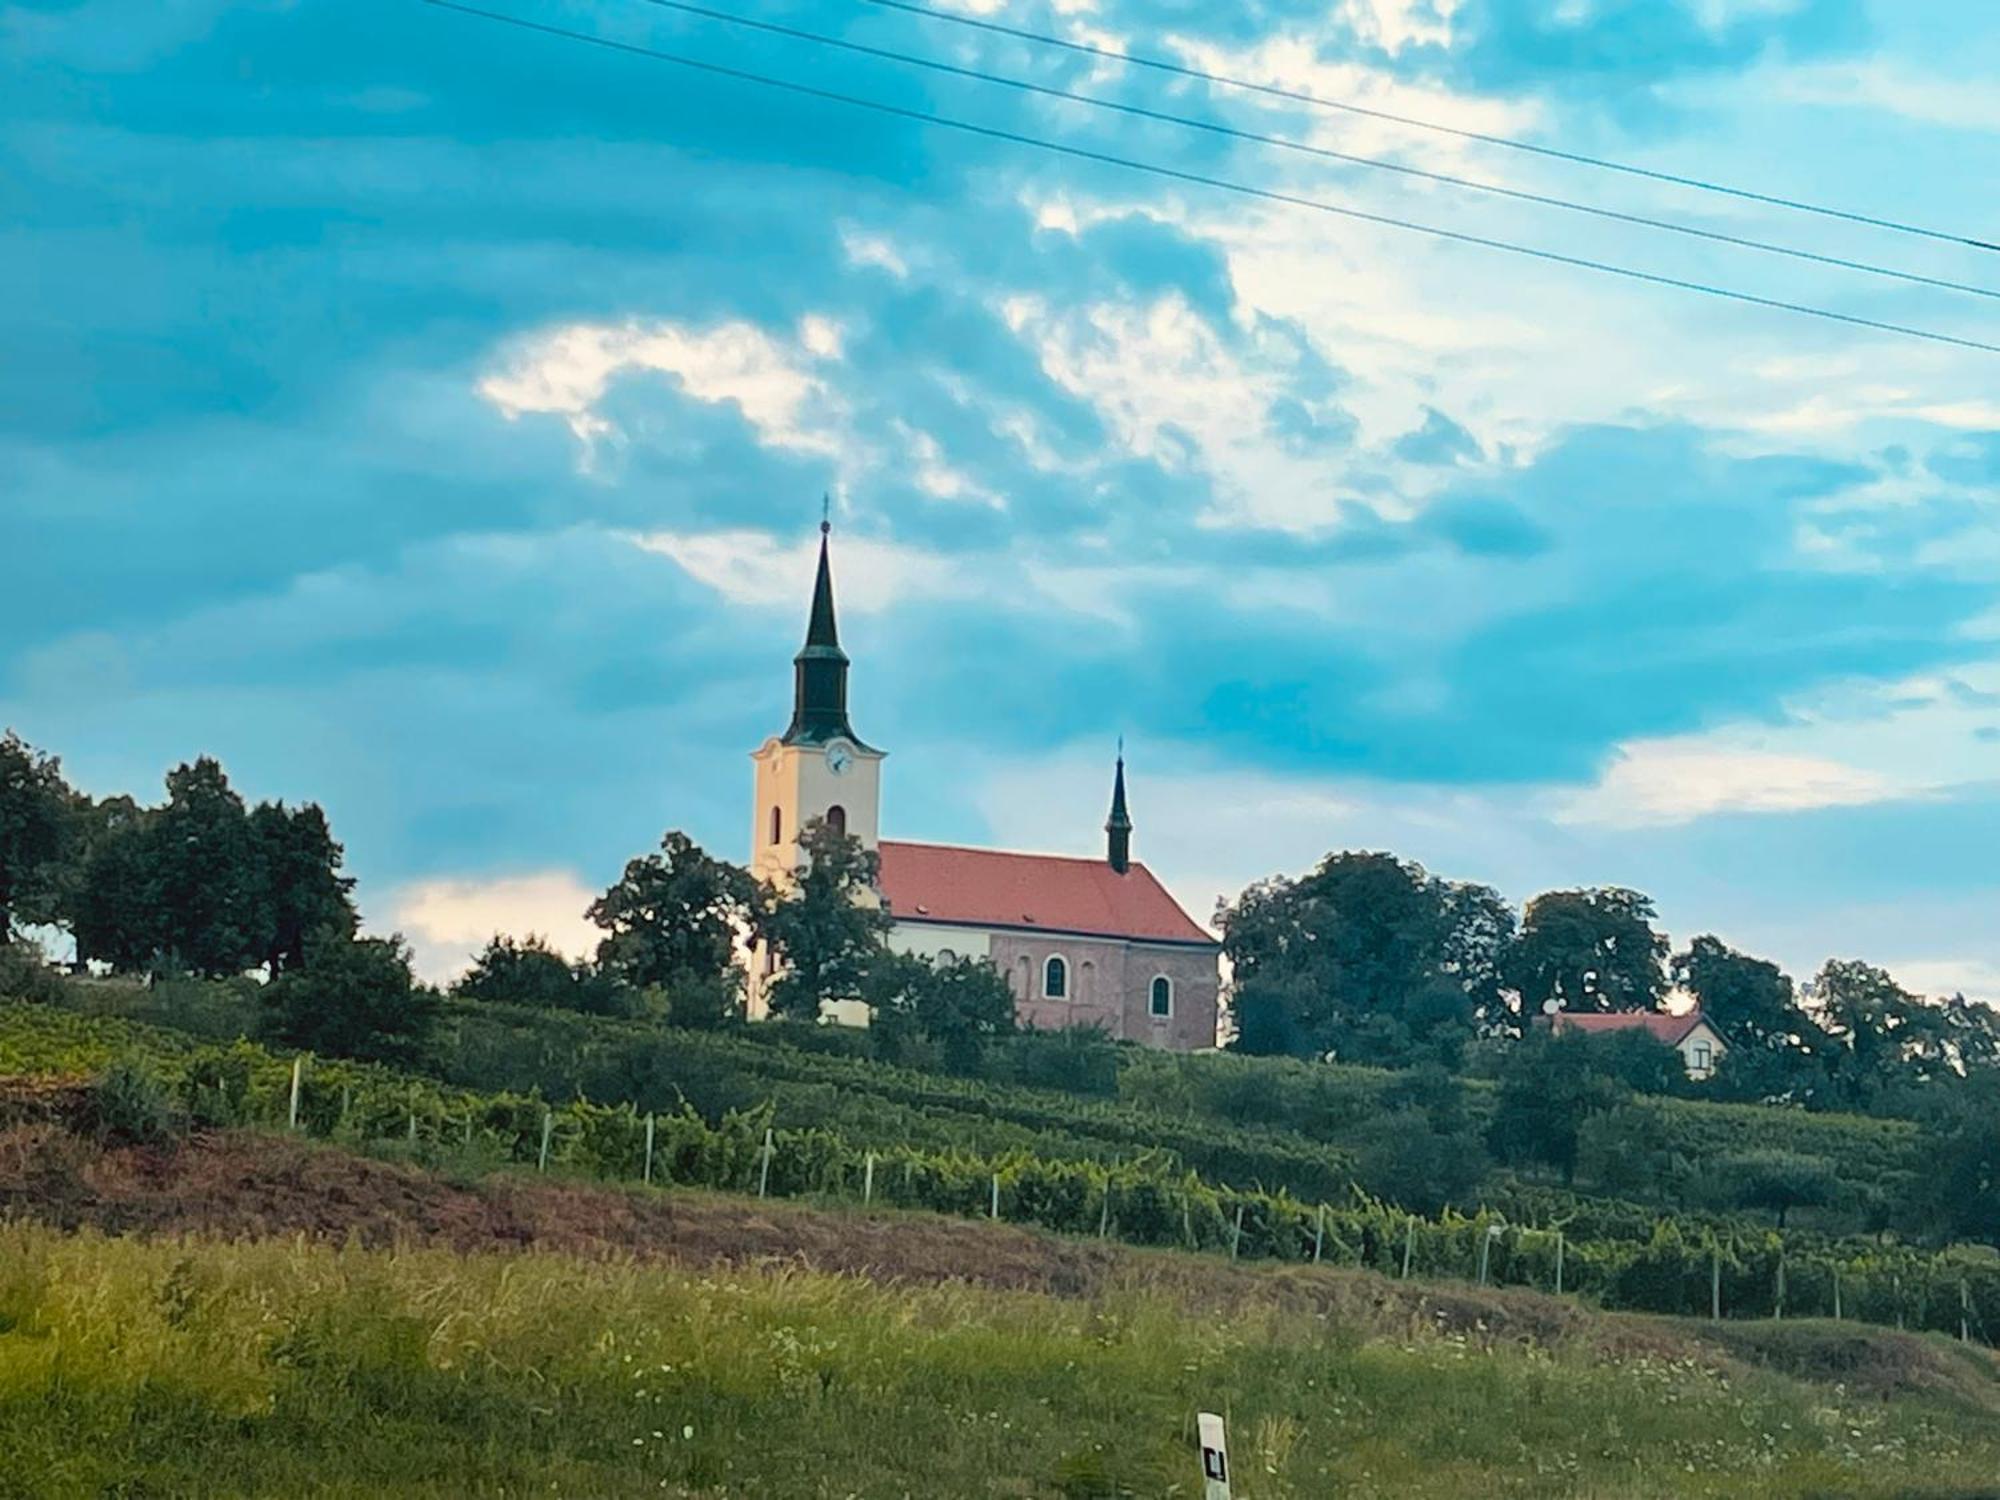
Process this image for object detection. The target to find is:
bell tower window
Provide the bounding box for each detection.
[826,804,847,838]
[769,806,782,846]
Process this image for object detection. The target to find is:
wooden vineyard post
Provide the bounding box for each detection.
[1477,1224,1502,1288]
[863,1152,875,1207]
[1182,1193,1195,1250]
[1895,1274,1905,1330]
[1963,1281,1973,1344]
[1834,1271,1843,1321]
[1775,1252,1787,1321]
[288,1057,303,1131]
[1555,1232,1565,1297]
[989,1173,1000,1221]
[1229,1205,1245,1262]
[1098,1181,1111,1239]
[643,1113,656,1186]
[1312,1205,1326,1265]
[1401,1217,1415,1280]
[758,1127,775,1200]
[1711,1245,1722,1322]
[538,1111,553,1173]
[407,1111,417,1144]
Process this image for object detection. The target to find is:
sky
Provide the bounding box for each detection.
[5,0,1999,989]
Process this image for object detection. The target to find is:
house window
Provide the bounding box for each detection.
[1691,1041,1712,1074]
[1043,955,1068,999]
[826,804,847,838]
[1150,975,1172,1018]
[768,806,782,845]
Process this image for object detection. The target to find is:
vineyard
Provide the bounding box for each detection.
[5,999,1996,1344]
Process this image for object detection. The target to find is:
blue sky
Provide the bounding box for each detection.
[5,0,1999,989]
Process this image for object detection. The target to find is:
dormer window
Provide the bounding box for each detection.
[1043,955,1068,999]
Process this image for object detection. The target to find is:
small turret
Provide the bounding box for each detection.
[1105,747,1132,875]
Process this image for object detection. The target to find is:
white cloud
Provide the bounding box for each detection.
[387,870,599,984]
[1778,61,2000,133]
[1556,742,1898,829]
[628,527,972,613]
[478,318,845,458]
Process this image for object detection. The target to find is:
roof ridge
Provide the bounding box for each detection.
[879,836,1159,875]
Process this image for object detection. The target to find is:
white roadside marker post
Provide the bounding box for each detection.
[288,1057,302,1131]
[1197,1411,1231,1500]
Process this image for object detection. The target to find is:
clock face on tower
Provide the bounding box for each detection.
[825,742,853,776]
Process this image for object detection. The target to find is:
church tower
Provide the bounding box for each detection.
[749,519,884,895]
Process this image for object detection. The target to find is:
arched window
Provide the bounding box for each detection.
[1149,975,1173,1018]
[768,806,782,845]
[826,804,847,838]
[1043,955,1068,999]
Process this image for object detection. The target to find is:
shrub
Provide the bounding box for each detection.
[89,1059,182,1146]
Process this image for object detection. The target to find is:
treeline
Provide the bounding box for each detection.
[0,734,1020,1072]
[1223,850,2000,1115]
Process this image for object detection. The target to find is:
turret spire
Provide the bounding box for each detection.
[784,507,861,746]
[1105,742,1132,875]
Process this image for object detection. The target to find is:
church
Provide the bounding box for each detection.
[744,523,1221,1051]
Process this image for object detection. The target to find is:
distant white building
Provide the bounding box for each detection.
[1548,1009,1727,1080]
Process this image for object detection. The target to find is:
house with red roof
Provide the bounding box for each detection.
[743,524,1220,1050]
[1547,1009,1727,1079]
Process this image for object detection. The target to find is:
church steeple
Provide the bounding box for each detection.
[784,514,861,746]
[1105,745,1132,875]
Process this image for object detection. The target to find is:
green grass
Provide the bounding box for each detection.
[3,1224,1999,1499]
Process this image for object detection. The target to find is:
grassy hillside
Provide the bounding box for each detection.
[5,1140,2000,1498]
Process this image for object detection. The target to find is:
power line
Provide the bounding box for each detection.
[418,0,2000,356]
[628,0,1998,303]
[857,0,2000,255]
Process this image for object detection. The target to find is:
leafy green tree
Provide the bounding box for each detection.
[263,932,440,1068]
[1220,851,1516,1064]
[0,732,77,943]
[1812,959,1929,1108]
[1589,1028,1691,1095]
[1488,1030,1628,1183]
[1712,1150,1843,1228]
[455,934,619,1014]
[1577,1104,1679,1199]
[67,795,160,972]
[143,759,273,978]
[759,818,891,1023]
[863,949,1018,1074]
[589,831,757,1018]
[1507,887,1668,1015]
[249,801,357,975]
[1918,1076,2000,1246]
[1353,1063,1490,1214]
[1673,935,1826,1102]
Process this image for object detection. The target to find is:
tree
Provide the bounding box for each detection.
[249,801,357,975]
[1507,887,1668,1015]
[1918,1076,2000,1246]
[1674,934,1826,1103]
[1353,1064,1491,1214]
[67,795,159,972]
[1487,1031,1629,1183]
[1219,851,1516,1064]
[863,949,1018,1074]
[263,932,440,1068]
[0,732,77,943]
[589,831,757,1017]
[1712,1150,1843,1228]
[758,818,891,1022]
[143,759,273,978]
[1811,959,1927,1108]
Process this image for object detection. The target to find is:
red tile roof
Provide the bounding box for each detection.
[1548,1010,1714,1045]
[877,840,1216,947]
